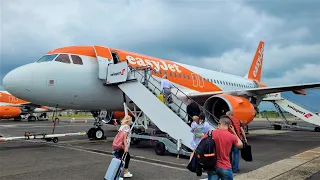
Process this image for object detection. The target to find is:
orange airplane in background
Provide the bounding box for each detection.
[0,90,65,121]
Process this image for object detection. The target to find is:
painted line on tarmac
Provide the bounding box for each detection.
[248,129,291,136]
[48,143,191,172]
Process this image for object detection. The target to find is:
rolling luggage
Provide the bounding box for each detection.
[104,152,128,180]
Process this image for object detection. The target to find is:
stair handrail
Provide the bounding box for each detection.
[128,65,218,127]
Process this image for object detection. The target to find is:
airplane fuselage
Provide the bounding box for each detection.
[3,48,261,112]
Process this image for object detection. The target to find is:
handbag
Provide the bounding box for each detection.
[241,142,252,162]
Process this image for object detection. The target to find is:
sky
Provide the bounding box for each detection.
[0,0,319,111]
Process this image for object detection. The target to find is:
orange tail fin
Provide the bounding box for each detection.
[247,41,265,82]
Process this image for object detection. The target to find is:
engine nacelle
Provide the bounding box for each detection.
[204,94,256,127]
[0,106,21,119]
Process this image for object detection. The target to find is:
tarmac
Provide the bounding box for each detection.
[0,118,319,180]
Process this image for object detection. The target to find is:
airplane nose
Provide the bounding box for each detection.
[3,65,34,94]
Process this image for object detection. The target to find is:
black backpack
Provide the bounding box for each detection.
[194,130,217,171]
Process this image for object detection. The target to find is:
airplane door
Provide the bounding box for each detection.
[93,46,113,80]
[191,73,198,87]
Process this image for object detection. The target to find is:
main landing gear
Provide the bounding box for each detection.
[87,110,108,140]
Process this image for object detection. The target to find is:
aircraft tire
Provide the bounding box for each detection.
[155,142,166,156]
[87,128,95,140]
[52,137,59,143]
[28,116,36,122]
[274,125,282,130]
[94,128,105,140]
[315,127,320,132]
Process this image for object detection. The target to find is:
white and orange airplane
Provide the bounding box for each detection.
[3,41,320,139]
[0,90,64,121]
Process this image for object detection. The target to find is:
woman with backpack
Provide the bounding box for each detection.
[112,115,133,178]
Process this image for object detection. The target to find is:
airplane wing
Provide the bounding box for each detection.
[187,82,320,102]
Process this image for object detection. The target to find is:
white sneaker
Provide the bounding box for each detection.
[118,178,123,180]
[123,172,133,178]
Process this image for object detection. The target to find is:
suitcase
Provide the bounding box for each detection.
[104,153,127,180]
[157,94,165,103]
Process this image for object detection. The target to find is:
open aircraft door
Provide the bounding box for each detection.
[93,46,114,80]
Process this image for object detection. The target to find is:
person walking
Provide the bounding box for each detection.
[160,75,174,104]
[112,115,134,178]
[186,99,201,126]
[226,111,248,173]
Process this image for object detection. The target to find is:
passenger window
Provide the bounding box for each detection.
[55,54,71,64]
[174,72,177,77]
[36,54,58,63]
[159,70,162,75]
[154,69,157,74]
[183,74,186,78]
[170,72,172,76]
[188,75,190,79]
[71,55,83,65]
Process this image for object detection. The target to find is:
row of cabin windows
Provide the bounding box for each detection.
[153,69,254,88]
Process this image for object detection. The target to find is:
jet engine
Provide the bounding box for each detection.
[0,106,21,119]
[203,94,256,127]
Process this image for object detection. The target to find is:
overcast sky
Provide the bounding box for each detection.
[1,0,319,110]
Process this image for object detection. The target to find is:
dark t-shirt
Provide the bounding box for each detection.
[187,102,201,121]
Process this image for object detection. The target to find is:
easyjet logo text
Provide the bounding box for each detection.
[110,69,125,76]
[287,104,312,118]
[253,44,264,77]
[126,56,182,73]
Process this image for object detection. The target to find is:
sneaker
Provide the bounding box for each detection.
[119,178,123,180]
[123,172,133,178]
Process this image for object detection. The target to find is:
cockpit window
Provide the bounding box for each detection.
[36,54,58,63]
[55,54,71,64]
[71,55,83,65]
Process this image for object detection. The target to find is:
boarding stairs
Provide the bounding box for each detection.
[262,93,320,132]
[103,61,217,155]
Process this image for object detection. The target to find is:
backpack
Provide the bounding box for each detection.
[112,131,125,150]
[112,125,129,151]
[193,123,205,138]
[194,130,217,171]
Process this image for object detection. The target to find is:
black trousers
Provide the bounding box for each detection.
[118,149,131,169]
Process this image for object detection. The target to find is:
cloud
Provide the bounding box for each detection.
[1,0,320,110]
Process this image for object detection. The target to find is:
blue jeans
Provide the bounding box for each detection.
[231,145,240,172]
[207,167,233,180]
